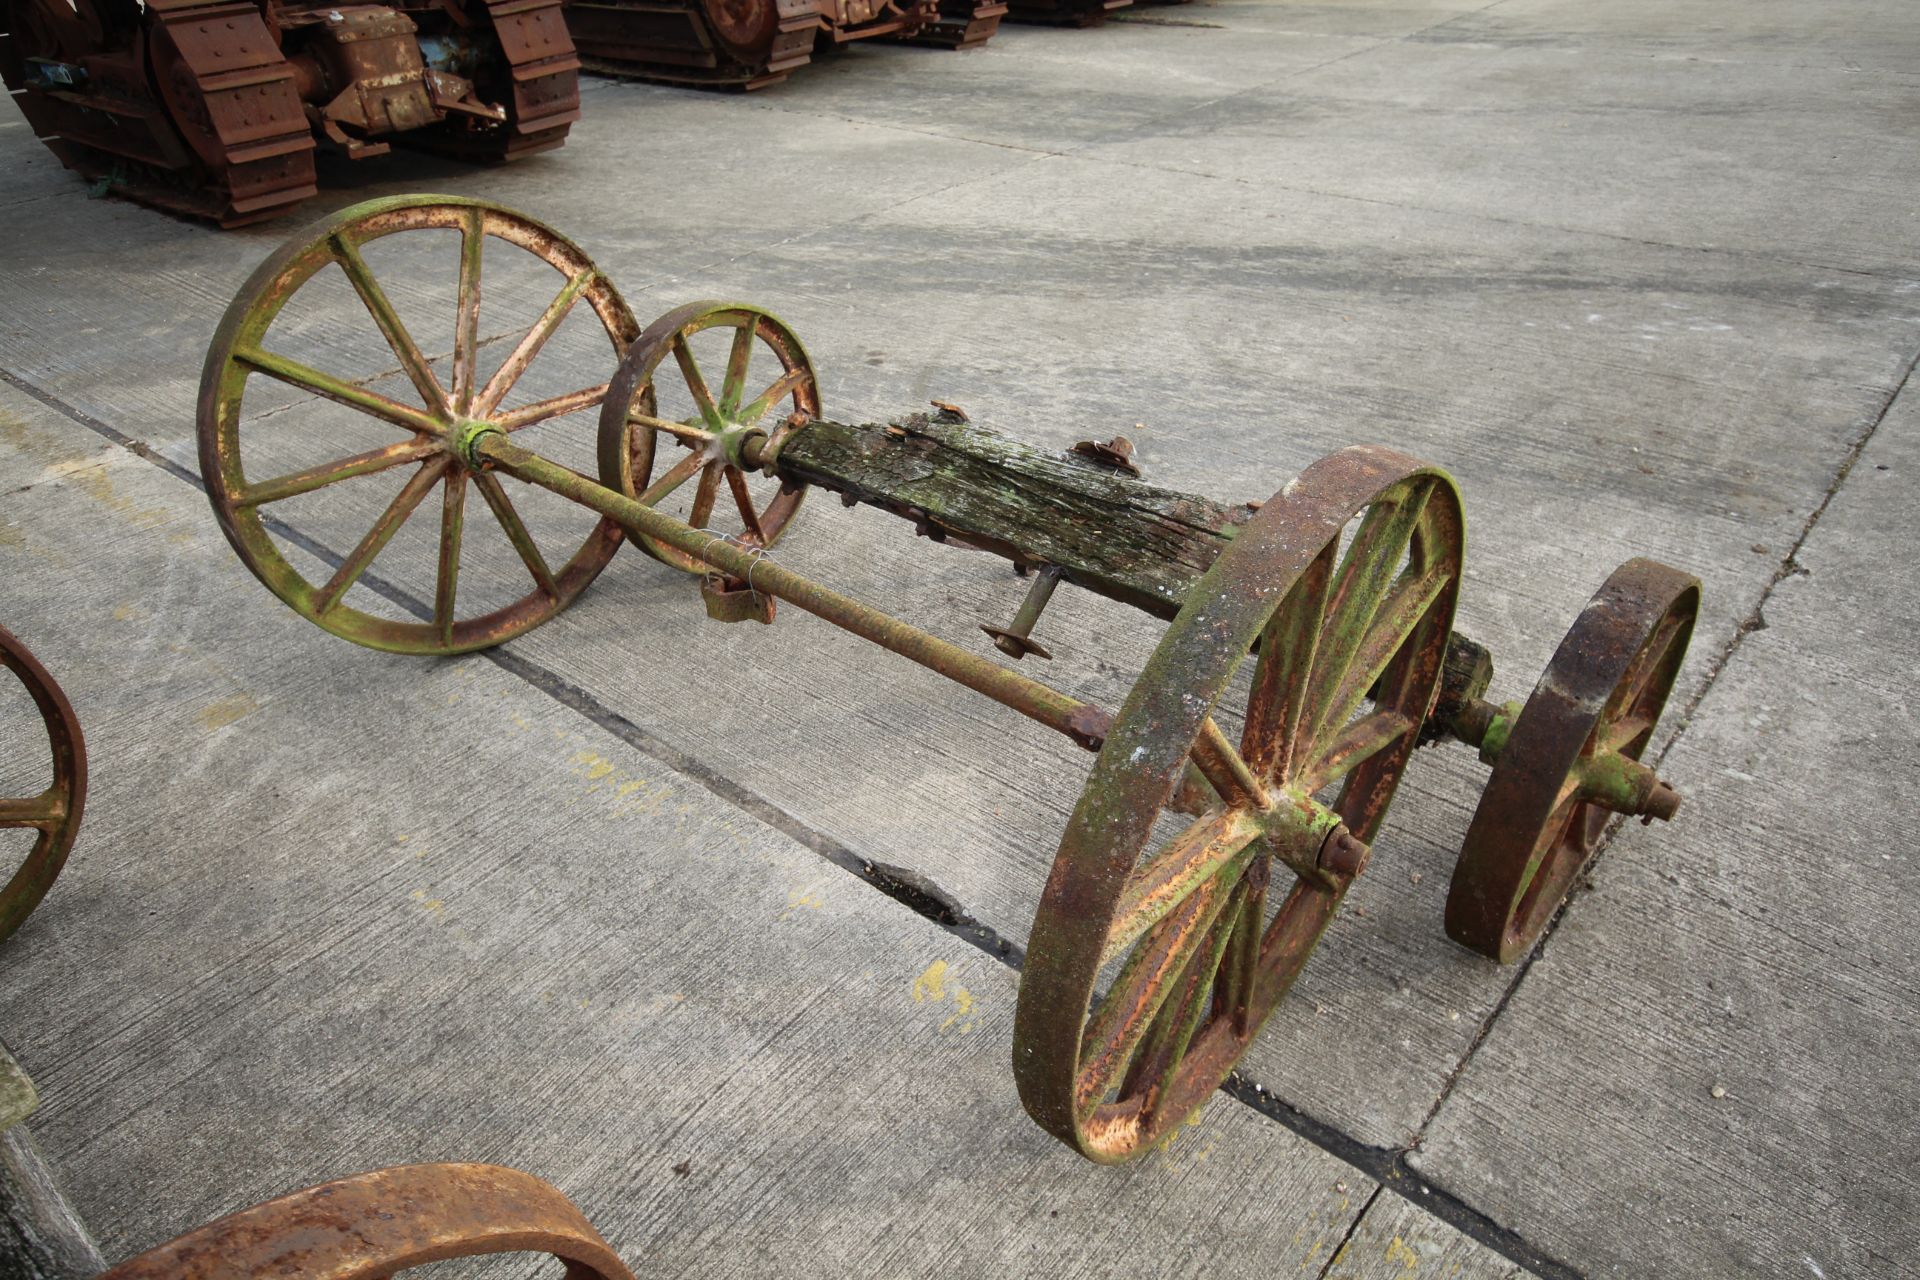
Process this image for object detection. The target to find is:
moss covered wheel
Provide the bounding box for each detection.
[597,301,818,573]
[199,194,638,655]
[1014,446,1464,1161]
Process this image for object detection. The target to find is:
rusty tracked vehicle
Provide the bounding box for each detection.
[0,0,580,224]
[200,194,1703,1162]
[566,0,1003,90]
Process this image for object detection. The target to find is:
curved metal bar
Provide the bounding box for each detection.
[98,1163,637,1280]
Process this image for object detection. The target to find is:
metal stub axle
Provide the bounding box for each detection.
[981,564,1063,660]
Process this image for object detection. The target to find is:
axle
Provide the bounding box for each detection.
[628,404,1684,826]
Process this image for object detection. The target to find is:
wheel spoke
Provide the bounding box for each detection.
[235,348,445,436]
[637,449,707,507]
[1600,712,1655,754]
[1118,878,1244,1110]
[311,458,449,615]
[331,233,448,414]
[1250,880,1340,1012]
[1604,612,1686,723]
[1190,718,1270,811]
[472,472,557,599]
[1102,807,1262,966]
[237,438,440,509]
[434,472,466,643]
[688,462,721,529]
[474,268,598,417]
[719,320,757,417]
[737,366,809,427]
[1243,539,1333,783]
[0,792,62,827]
[1513,790,1584,908]
[1297,708,1417,795]
[672,338,726,433]
[627,411,713,448]
[1314,562,1452,750]
[724,466,768,543]
[452,207,484,415]
[1303,481,1433,747]
[1077,876,1234,1112]
[496,384,610,432]
[1216,864,1268,1037]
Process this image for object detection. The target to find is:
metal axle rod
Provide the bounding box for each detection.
[474,433,1115,751]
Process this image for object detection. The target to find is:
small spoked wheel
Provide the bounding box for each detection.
[1446,558,1700,963]
[1015,446,1464,1161]
[98,1163,636,1280]
[597,301,818,572]
[199,195,639,655]
[0,625,86,945]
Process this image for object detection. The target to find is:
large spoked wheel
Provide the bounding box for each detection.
[1015,446,1464,1162]
[97,1163,636,1280]
[597,301,818,573]
[199,195,639,655]
[0,625,86,945]
[1446,558,1700,963]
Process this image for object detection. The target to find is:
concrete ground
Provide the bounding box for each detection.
[0,1,1914,1276]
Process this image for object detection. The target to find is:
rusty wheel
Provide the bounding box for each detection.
[1014,447,1464,1162]
[597,301,818,573]
[98,1162,636,1280]
[1446,558,1700,963]
[200,194,638,655]
[0,625,85,945]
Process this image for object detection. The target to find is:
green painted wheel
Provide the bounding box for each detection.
[1014,447,1464,1162]
[199,194,639,655]
[0,625,85,945]
[596,301,818,573]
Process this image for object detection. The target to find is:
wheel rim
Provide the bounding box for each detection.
[1015,446,1464,1161]
[596,301,817,574]
[705,0,780,56]
[199,194,639,655]
[0,625,86,945]
[97,1162,637,1280]
[1446,558,1700,963]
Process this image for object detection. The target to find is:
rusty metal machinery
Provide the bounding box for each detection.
[0,625,85,947]
[1002,0,1127,29]
[200,194,1701,1162]
[0,0,580,225]
[565,0,1003,90]
[94,1163,635,1280]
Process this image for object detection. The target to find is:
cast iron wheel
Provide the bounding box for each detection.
[1014,446,1464,1161]
[597,300,818,572]
[97,1162,636,1280]
[0,625,86,945]
[200,194,639,655]
[1446,558,1699,963]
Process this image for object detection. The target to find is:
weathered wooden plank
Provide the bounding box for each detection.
[775,412,1257,618]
